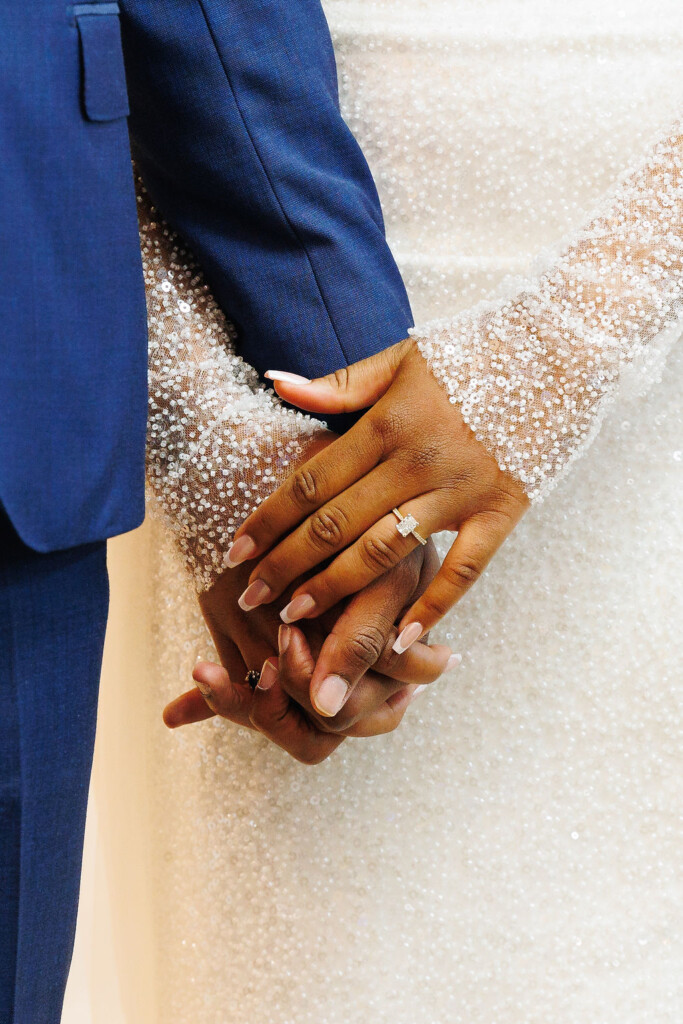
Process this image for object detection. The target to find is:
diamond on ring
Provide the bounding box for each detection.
[396,513,420,537]
[392,508,428,546]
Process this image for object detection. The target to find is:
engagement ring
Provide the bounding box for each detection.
[392,507,427,546]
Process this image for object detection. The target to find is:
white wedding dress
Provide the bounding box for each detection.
[66,2,683,1022]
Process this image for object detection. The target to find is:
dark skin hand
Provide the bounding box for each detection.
[225,340,528,718]
[165,524,453,765]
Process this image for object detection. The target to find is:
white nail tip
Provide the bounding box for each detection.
[392,622,424,655]
[264,371,311,385]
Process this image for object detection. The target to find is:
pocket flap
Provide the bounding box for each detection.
[75,3,130,122]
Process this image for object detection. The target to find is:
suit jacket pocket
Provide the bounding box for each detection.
[75,2,130,121]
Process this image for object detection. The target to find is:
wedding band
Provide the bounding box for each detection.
[392,507,428,546]
[245,669,261,691]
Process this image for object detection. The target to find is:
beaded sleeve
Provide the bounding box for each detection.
[413,124,683,501]
[139,190,328,592]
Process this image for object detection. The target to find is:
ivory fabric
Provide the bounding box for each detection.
[68,3,683,1022]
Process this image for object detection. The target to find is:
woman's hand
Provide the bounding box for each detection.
[227,339,529,651]
[163,539,455,762]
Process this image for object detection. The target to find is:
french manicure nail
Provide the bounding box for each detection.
[257,659,278,691]
[314,674,349,717]
[446,653,463,671]
[392,621,424,655]
[280,594,316,624]
[278,624,291,654]
[409,684,429,704]
[238,579,272,612]
[264,370,311,385]
[226,534,257,568]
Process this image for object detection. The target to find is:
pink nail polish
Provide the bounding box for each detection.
[280,594,316,624]
[226,534,257,568]
[392,621,424,655]
[257,660,278,691]
[314,674,349,717]
[264,370,311,385]
[446,653,463,671]
[278,624,291,654]
[238,579,272,612]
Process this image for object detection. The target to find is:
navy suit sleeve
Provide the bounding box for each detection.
[119,0,413,386]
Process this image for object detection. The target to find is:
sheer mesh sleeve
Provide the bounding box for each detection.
[413,124,683,501]
[139,188,328,591]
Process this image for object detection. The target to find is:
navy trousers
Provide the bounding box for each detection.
[0,508,109,1024]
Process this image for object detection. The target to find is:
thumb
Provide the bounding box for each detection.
[264,338,411,415]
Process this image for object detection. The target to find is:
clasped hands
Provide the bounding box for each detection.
[166,340,528,763]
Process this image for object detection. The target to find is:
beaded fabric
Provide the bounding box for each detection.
[139,189,327,591]
[85,6,683,1023]
[414,126,683,501]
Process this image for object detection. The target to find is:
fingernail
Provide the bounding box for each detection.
[446,653,463,671]
[264,370,311,385]
[257,659,278,691]
[226,534,257,568]
[238,579,272,612]
[392,622,423,655]
[278,624,291,654]
[313,674,349,717]
[193,675,212,698]
[280,594,316,624]
[409,684,429,704]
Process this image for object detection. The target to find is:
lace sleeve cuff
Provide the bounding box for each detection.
[412,124,683,501]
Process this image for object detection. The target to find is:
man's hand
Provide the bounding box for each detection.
[226,340,528,660]
[163,540,455,764]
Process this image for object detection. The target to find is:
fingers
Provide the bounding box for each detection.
[163,660,254,730]
[277,625,424,736]
[309,626,454,716]
[264,339,411,415]
[343,684,424,737]
[274,496,446,624]
[226,416,383,570]
[239,462,420,610]
[248,658,345,765]
[163,686,216,729]
[396,510,520,639]
[170,656,346,764]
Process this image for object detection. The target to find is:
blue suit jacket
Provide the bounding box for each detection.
[0,0,412,552]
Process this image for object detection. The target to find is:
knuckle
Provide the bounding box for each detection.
[295,742,329,766]
[291,468,322,508]
[403,441,445,474]
[444,558,482,590]
[370,407,407,452]
[345,624,388,669]
[421,591,452,620]
[376,409,409,450]
[329,366,350,392]
[360,534,402,574]
[306,505,349,550]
